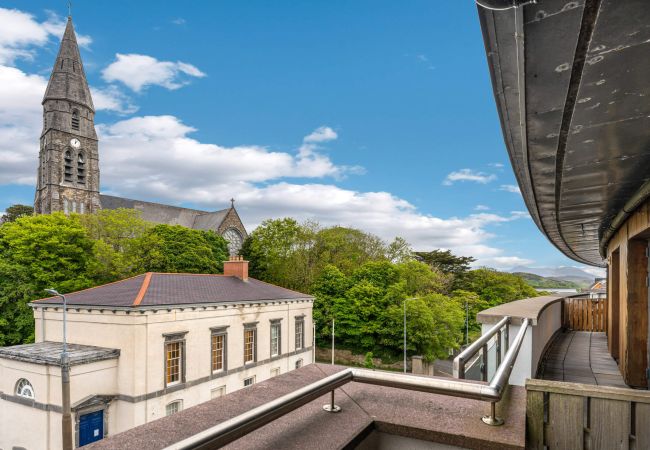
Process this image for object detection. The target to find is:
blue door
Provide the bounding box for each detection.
[79,410,104,446]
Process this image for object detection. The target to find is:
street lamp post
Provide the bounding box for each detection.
[45,288,72,450]
[403,297,417,373]
[465,299,470,347]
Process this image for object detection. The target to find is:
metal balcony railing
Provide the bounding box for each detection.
[166,318,530,450]
[453,316,510,382]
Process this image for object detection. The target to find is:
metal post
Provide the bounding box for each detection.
[496,330,502,367]
[465,299,469,346]
[46,289,72,450]
[481,344,488,382]
[404,300,406,373]
[481,401,504,426]
[322,389,341,413]
[331,319,335,365]
[312,322,316,364]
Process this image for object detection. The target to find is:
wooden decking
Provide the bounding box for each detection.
[538,330,628,388]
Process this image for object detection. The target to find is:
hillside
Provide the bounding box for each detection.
[513,272,584,289]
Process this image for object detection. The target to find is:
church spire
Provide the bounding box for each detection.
[43,16,94,111]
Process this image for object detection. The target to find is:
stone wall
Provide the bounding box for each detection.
[314,347,406,371]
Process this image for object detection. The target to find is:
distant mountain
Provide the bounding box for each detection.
[513,272,583,289]
[510,266,596,288]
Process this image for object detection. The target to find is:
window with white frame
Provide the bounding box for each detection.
[270,320,281,357]
[244,324,257,364]
[271,367,280,377]
[211,327,227,373]
[244,376,255,387]
[164,332,186,387]
[295,359,303,369]
[295,316,304,350]
[15,378,34,399]
[166,400,182,416]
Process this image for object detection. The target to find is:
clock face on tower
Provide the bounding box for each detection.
[70,138,81,149]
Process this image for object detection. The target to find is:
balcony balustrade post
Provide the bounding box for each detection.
[322,389,341,413]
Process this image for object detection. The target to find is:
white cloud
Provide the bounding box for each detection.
[0,66,48,184]
[482,256,535,268]
[102,53,206,92]
[86,115,528,268]
[304,126,337,143]
[171,18,186,25]
[500,184,521,194]
[0,65,142,184]
[488,162,504,168]
[91,86,138,114]
[475,205,490,211]
[0,8,90,65]
[443,168,496,186]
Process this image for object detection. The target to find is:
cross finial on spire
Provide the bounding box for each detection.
[230,198,235,208]
[67,1,72,17]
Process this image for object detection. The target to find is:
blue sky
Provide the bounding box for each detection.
[0,1,602,274]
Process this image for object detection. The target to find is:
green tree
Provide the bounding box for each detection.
[0,204,34,224]
[415,249,475,290]
[139,225,228,274]
[383,294,464,361]
[311,226,387,275]
[79,208,156,283]
[312,260,462,361]
[0,213,97,345]
[241,218,317,291]
[451,289,490,343]
[460,268,539,306]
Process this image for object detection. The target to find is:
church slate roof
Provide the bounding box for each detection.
[32,273,312,308]
[99,194,230,231]
[43,17,94,111]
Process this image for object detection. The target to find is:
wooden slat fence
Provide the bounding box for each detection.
[526,379,650,450]
[563,297,606,332]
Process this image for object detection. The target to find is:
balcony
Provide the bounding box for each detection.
[86,294,650,450]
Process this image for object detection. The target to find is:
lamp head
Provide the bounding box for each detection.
[44,288,60,296]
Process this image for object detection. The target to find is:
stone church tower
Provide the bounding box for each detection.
[34,17,100,215]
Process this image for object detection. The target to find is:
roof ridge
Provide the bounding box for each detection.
[33,273,146,302]
[247,277,313,297]
[132,272,153,306]
[152,272,226,277]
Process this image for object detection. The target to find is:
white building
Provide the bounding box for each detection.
[0,258,313,449]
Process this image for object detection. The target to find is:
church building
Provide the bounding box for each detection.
[34,17,247,254]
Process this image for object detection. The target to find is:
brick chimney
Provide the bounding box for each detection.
[223,255,249,281]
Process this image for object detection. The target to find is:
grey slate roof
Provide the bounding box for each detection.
[99,194,229,231]
[43,17,94,110]
[33,273,312,308]
[0,341,120,366]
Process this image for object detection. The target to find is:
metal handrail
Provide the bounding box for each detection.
[167,319,530,450]
[453,316,510,380]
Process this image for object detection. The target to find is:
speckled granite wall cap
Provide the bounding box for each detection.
[0,341,120,366]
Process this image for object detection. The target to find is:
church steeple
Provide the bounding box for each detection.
[35,16,100,215]
[43,17,94,112]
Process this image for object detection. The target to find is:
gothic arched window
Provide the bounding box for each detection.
[77,152,85,184]
[64,150,73,182]
[16,378,34,399]
[71,109,80,130]
[63,198,69,215]
[223,228,243,256]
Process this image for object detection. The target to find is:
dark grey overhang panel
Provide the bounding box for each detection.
[477,0,650,267]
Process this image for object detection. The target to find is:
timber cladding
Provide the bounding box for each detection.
[605,198,649,388]
[526,379,650,450]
